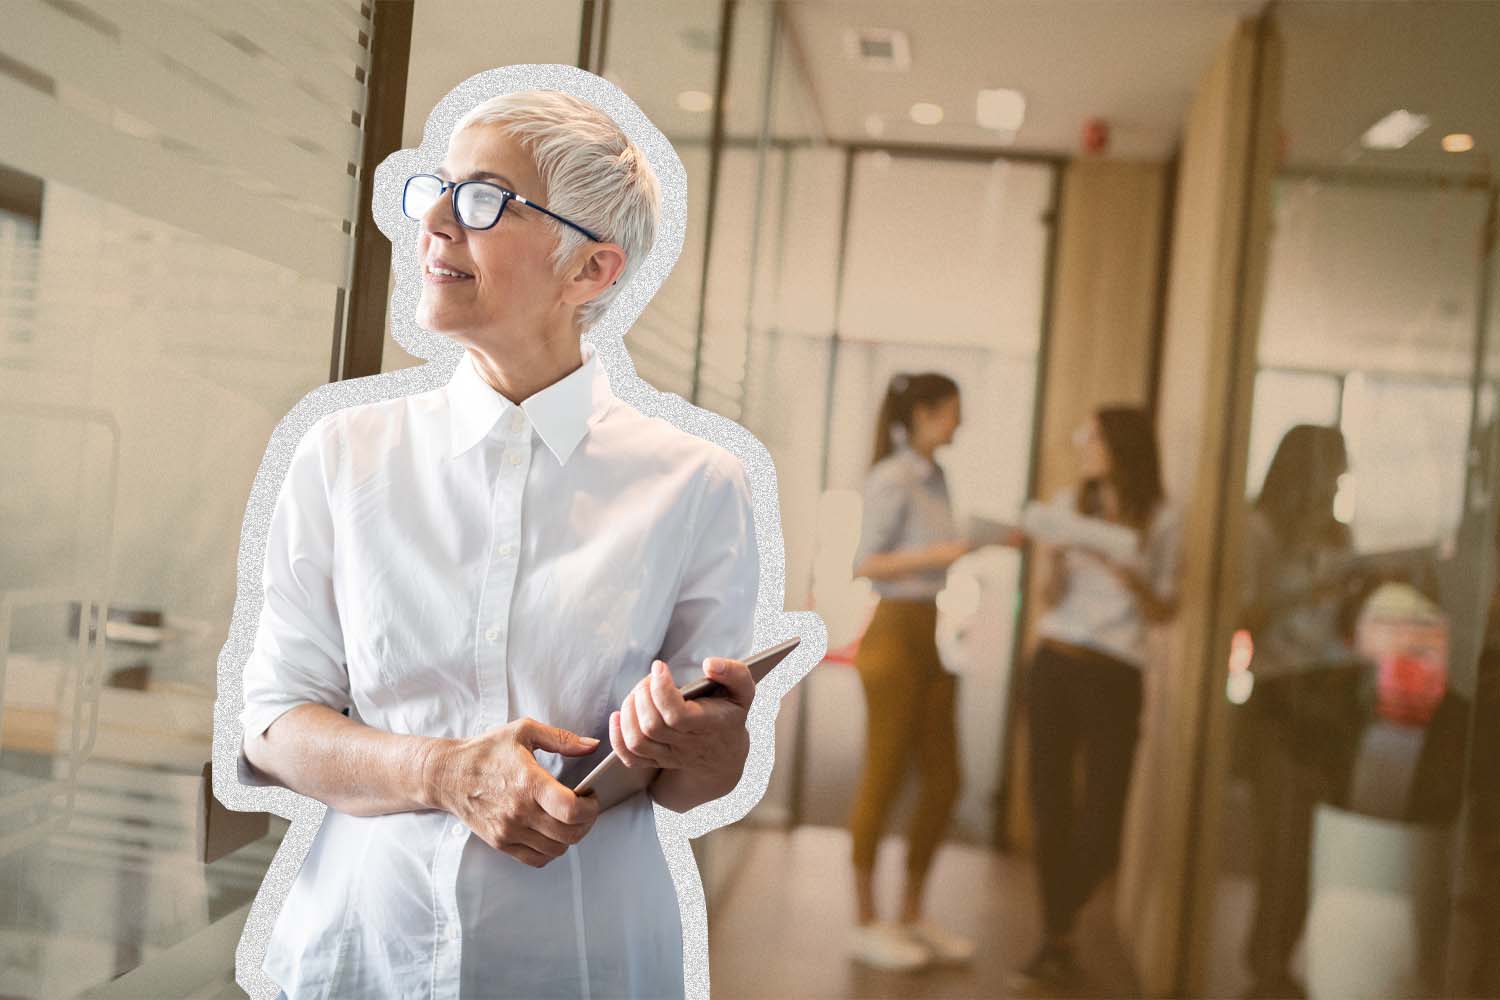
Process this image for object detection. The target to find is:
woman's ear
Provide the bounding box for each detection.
[564,243,627,307]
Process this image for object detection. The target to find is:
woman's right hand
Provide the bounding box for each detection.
[424,720,602,869]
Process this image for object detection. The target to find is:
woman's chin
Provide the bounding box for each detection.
[415,305,464,339]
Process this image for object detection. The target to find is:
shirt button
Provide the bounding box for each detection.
[506,450,522,466]
[484,627,500,643]
[510,413,525,433]
[447,924,460,942]
[497,543,514,558]
[451,822,467,840]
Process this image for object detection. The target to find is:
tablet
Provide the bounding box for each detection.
[570,637,801,811]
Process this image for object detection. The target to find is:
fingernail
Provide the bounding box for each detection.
[582,736,600,745]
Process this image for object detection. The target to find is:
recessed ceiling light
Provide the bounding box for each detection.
[676,90,713,113]
[976,88,1026,131]
[864,114,886,138]
[1442,132,1475,153]
[1360,109,1429,150]
[909,102,943,126]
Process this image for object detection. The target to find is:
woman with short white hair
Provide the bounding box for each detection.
[239,89,760,999]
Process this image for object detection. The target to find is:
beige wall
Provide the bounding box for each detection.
[1036,159,1169,502]
[1114,17,1273,995]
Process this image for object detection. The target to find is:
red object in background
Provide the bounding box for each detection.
[1081,117,1110,155]
[1377,647,1448,726]
[1355,586,1449,727]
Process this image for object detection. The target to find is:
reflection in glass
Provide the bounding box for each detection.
[1204,3,1500,997]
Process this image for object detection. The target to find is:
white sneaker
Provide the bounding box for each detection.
[902,920,975,964]
[848,921,931,971]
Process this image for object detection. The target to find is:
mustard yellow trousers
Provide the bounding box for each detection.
[847,598,961,878]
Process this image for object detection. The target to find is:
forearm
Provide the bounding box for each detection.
[649,729,750,813]
[1117,567,1177,624]
[243,703,450,817]
[856,546,942,581]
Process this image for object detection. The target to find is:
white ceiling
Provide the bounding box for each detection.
[402,1,1497,176]
[781,0,1263,158]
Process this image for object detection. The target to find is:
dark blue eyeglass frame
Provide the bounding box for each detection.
[402,173,603,243]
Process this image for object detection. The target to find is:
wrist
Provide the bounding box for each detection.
[416,737,457,812]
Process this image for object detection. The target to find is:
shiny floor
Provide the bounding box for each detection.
[707,825,1138,999]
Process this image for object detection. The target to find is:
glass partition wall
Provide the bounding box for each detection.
[0,3,373,995]
[1,1,1065,991]
[1193,3,1500,997]
[594,4,1058,894]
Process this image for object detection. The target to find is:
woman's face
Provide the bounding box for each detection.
[1075,417,1111,479]
[415,125,576,349]
[912,394,961,450]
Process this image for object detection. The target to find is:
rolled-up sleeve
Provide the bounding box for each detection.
[852,464,908,576]
[237,416,350,786]
[658,451,760,687]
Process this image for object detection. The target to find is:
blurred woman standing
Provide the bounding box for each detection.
[1013,407,1180,991]
[1238,424,1364,1000]
[847,372,977,971]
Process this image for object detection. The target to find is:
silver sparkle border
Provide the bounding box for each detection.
[210,64,825,999]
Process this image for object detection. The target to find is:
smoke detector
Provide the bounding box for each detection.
[844,28,911,71]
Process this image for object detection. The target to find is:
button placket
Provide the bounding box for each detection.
[476,428,530,731]
[431,834,465,1000]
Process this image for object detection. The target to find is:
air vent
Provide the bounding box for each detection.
[844,28,911,71]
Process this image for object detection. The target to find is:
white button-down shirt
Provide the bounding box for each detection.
[238,343,759,999]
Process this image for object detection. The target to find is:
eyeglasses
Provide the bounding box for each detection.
[402,174,603,242]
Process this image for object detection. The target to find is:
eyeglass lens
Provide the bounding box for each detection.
[402,176,508,229]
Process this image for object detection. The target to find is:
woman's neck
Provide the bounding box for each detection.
[465,327,583,404]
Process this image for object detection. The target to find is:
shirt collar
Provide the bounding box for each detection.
[897,444,940,480]
[447,343,612,465]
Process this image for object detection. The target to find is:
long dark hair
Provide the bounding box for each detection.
[1256,424,1349,548]
[1078,406,1165,529]
[871,372,959,467]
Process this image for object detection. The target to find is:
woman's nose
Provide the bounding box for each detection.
[421,193,459,236]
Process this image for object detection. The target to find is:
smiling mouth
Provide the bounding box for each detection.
[425,264,474,279]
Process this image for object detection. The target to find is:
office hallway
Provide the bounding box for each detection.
[706,825,1138,999]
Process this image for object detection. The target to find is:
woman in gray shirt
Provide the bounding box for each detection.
[847,372,977,971]
[1239,424,1367,1000]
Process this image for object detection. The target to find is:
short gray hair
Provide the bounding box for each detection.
[454,90,660,332]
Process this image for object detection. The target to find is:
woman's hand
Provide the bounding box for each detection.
[1039,543,1069,608]
[425,720,602,869]
[611,658,753,811]
[1087,552,1178,624]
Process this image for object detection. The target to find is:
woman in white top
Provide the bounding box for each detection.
[847,372,980,971]
[1012,406,1181,991]
[238,91,760,999]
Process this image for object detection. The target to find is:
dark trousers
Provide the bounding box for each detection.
[1243,667,1363,983]
[1027,640,1144,938]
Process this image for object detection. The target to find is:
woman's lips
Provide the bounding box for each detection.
[424,264,474,284]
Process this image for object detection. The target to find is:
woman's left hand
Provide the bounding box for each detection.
[1087,550,1178,624]
[611,658,753,775]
